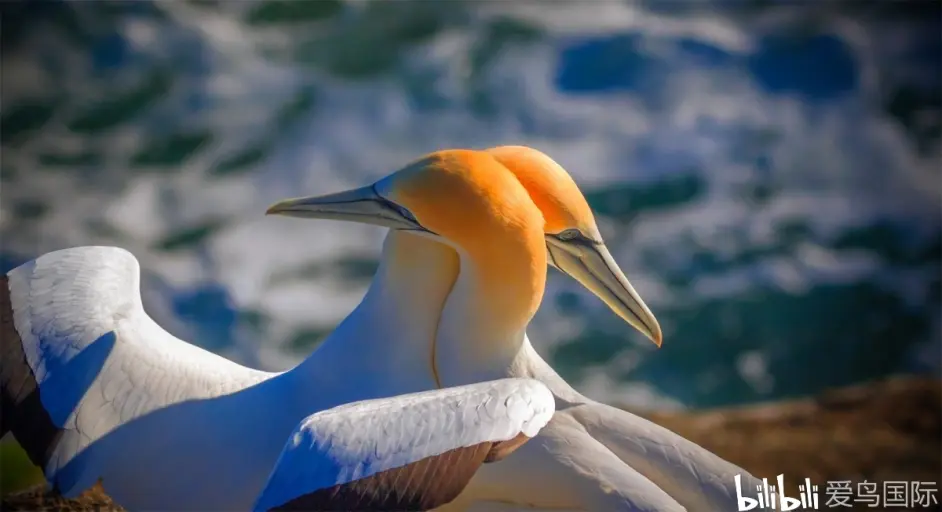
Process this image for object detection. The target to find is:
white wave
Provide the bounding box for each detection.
[2,1,938,407]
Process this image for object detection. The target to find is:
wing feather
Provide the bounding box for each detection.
[253,378,555,512]
[575,401,766,510]
[1,246,268,496]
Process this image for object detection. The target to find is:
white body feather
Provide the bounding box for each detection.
[419,240,768,511]
[7,247,275,506]
[254,378,554,511]
[6,241,765,511]
[436,338,768,511]
[3,246,554,511]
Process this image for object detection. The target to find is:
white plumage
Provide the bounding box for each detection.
[4,145,769,511]
[6,246,270,498]
[432,336,764,512]
[257,147,769,511]
[254,378,554,511]
[1,246,555,511]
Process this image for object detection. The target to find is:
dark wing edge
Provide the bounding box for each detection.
[270,432,530,511]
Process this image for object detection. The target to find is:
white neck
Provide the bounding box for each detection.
[433,255,534,387]
[290,231,458,398]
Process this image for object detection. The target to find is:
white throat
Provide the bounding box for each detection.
[295,232,453,398]
[433,254,529,388]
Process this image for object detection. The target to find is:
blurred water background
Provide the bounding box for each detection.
[2,0,940,412]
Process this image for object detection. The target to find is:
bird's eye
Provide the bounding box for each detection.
[556,229,580,241]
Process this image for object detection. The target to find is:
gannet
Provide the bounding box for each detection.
[266,146,765,511]
[0,153,574,511]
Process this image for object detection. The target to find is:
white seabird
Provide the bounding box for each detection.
[0,149,579,511]
[266,146,766,510]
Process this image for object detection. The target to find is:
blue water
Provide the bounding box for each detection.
[2,1,939,409]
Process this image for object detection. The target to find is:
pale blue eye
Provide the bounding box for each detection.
[556,229,579,241]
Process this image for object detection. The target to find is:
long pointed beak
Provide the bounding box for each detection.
[547,239,662,347]
[266,184,431,233]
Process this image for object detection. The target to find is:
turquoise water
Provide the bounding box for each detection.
[2,1,939,409]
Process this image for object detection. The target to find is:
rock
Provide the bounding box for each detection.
[632,375,942,510]
[1,482,121,512]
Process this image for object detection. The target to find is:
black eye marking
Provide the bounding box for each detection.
[393,203,418,222]
[373,184,419,223]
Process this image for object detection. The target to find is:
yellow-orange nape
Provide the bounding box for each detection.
[486,145,600,239]
[484,145,663,346]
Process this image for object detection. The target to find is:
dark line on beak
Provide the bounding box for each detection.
[546,245,560,268]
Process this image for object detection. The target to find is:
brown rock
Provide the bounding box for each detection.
[632,376,942,511]
[0,482,121,512]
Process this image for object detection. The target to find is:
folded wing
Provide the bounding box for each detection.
[253,378,556,512]
[575,400,766,511]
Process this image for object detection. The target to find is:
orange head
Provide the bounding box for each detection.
[485,145,662,346]
[265,146,661,346]
[266,149,548,328]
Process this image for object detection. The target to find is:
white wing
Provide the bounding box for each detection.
[253,378,555,512]
[0,246,269,497]
[574,400,767,511]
